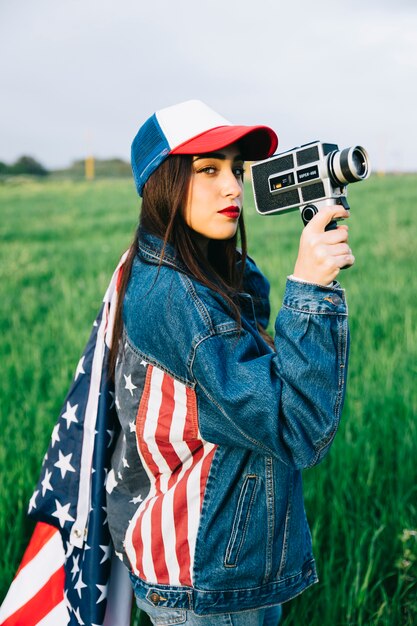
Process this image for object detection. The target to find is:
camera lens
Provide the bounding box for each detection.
[328,146,370,185]
[351,149,367,177]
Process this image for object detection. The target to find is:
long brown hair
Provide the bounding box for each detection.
[108,154,271,379]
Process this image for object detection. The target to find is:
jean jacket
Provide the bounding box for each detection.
[106,229,349,615]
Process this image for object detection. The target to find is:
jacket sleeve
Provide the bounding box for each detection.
[190,278,349,469]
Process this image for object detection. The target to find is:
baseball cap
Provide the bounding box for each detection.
[131,99,278,196]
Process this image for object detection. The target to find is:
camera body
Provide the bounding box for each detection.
[250,141,370,226]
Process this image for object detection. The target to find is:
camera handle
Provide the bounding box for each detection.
[300,197,350,231]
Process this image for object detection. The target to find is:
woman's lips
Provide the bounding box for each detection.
[218,206,240,219]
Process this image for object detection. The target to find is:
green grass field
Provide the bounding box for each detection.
[0,174,416,624]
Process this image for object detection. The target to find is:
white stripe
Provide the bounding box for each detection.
[160,380,189,585]
[144,367,171,493]
[104,251,129,349]
[186,442,216,585]
[0,532,65,621]
[156,100,230,150]
[140,497,157,582]
[37,601,69,626]
[160,486,180,586]
[123,504,143,576]
[71,255,126,547]
[169,380,192,463]
[70,306,107,546]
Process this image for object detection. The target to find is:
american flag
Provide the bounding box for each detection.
[0,253,134,626]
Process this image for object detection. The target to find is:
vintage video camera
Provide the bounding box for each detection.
[250,141,370,227]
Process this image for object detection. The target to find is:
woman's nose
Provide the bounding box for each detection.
[221,169,242,199]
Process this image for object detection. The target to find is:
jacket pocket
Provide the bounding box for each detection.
[224,475,258,567]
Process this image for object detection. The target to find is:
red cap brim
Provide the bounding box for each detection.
[170,125,278,160]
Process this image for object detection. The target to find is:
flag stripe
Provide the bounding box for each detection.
[16,522,59,574]
[0,252,132,626]
[126,365,217,587]
[0,526,65,622]
[70,300,108,547]
[36,602,69,626]
[0,567,65,626]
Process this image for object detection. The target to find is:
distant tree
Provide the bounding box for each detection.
[10,156,49,176]
[0,161,8,175]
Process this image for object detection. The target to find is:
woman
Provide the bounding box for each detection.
[106,99,353,625]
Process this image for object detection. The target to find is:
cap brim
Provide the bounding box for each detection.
[170,125,278,160]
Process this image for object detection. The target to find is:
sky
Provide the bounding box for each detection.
[1,0,417,172]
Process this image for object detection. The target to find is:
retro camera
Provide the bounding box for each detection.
[250,141,370,227]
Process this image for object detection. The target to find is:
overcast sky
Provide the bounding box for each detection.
[1,0,417,172]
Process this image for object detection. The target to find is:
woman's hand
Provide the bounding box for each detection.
[292,206,355,286]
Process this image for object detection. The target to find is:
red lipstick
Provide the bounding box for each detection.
[218,206,240,219]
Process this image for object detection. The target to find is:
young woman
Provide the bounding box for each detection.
[106,100,353,625]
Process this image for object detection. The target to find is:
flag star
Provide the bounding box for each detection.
[107,429,115,448]
[117,470,123,480]
[64,588,72,611]
[130,494,143,505]
[99,543,112,564]
[140,359,148,367]
[105,469,118,494]
[129,420,136,433]
[73,605,85,625]
[52,500,75,528]
[41,469,53,496]
[102,506,108,526]
[71,554,80,579]
[54,450,76,479]
[96,583,108,603]
[122,456,130,468]
[115,551,124,561]
[28,490,39,513]
[74,572,87,598]
[51,423,60,447]
[115,395,121,410]
[109,390,115,408]
[124,373,137,396]
[61,401,78,429]
[74,355,86,381]
[65,541,74,559]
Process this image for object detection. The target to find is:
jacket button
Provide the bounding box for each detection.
[150,592,161,604]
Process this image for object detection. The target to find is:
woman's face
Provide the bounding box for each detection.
[184,144,244,244]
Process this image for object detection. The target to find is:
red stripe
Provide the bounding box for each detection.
[115,263,124,291]
[184,387,199,440]
[136,366,161,482]
[150,496,169,584]
[16,523,59,575]
[131,498,151,579]
[173,444,206,587]
[156,375,182,473]
[2,567,65,626]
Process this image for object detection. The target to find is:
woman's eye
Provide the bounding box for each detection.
[234,166,245,179]
[196,165,217,175]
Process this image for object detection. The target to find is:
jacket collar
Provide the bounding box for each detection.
[137,228,188,273]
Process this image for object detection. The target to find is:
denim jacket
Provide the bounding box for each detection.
[106,229,349,615]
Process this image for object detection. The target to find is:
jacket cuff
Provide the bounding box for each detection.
[284,276,347,315]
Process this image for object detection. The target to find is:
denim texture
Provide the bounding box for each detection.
[134,593,282,624]
[121,229,349,614]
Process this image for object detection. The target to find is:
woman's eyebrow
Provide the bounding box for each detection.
[193,152,244,162]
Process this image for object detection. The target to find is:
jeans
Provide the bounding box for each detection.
[136,597,282,625]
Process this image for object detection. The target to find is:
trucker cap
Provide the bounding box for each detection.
[131,99,278,196]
